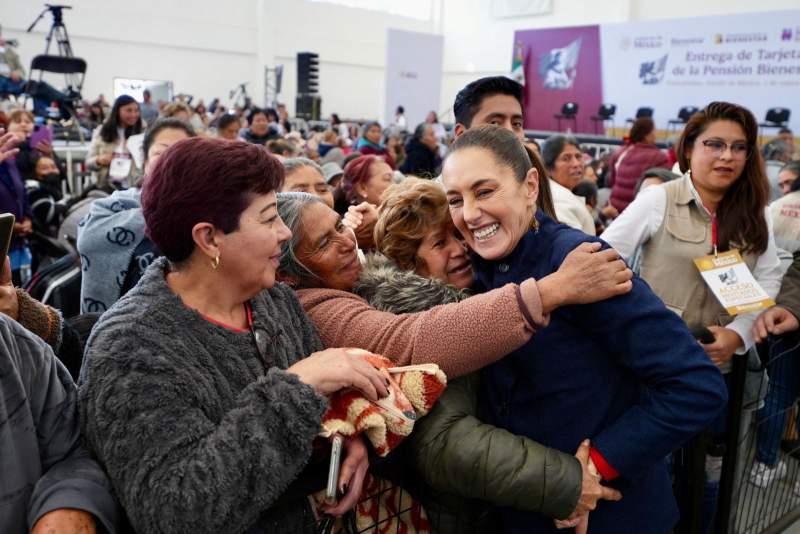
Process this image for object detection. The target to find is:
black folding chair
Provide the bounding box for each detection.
[590,104,616,135]
[553,102,579,132]
[759,107,791,136]
[626,106,654,124]
[25,54,87,141]
[668,106,699,134]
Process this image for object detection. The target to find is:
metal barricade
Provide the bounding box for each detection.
[729,334,800,533]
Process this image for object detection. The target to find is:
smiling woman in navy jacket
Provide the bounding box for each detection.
[441,125,728,534]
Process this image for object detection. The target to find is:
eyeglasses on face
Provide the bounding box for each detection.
[700,139,751,159]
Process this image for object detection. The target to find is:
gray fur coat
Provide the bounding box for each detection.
[352,254,468,313]
[79,257,328,534]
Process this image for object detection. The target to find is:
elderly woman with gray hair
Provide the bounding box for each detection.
[540,135,596,234]
[281,157,334,208]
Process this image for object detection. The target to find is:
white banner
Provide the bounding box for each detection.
[600,10,800,133]
[384,29,444,131]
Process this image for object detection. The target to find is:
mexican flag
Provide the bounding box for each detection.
[510,41,527,86]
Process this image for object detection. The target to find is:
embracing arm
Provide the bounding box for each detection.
[80,330,327,534]
[410,373,582,519]
[298,283,537,378]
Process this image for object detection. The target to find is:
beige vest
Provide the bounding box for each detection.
[639,175,758,332]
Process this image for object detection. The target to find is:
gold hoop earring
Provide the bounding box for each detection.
[211,254,220,270]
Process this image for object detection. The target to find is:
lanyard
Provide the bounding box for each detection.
[710,211,718,257]
[702,201,718,257]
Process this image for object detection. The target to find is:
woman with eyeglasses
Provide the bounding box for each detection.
[601,101,783,532]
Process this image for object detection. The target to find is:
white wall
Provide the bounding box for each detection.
[2,0,799,123]
[0,0,259,108]
[0,0,433,120]
[437,0,631,118]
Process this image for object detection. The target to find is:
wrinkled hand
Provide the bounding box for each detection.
[13,217,32,236]
[321,435,370,516]
[0,257,18,321]
[555,514,588,533]
[570,440,622,517]
[701,326,743,366]
[601,204,619,220]
[31,508,97,534]
[753,306,800,343]
[288,347,389,401]
[540,242,633,312]
[0,130,20,164]
[343,202,378,249]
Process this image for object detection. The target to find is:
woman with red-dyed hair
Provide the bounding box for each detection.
[333,154,394,215]
[79,137,389,534]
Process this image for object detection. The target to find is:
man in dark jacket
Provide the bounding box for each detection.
[400,123,440,178]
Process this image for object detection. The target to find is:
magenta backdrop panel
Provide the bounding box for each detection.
[514,25,603,133]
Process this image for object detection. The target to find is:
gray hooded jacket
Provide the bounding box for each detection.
[76,188,152,314]
[0,314,117,533]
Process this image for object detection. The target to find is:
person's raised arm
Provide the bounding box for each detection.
[300,243,631,378]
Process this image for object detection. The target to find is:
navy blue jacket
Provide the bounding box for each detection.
[473,213,727,533]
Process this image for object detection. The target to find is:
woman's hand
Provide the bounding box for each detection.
[753,306,800,343]
[343,202,378,249]
[601,204,619,221]
[13,217,32,236]
[0,258,18,321]
[287,347,389,401]
[321,436,370,516]
[35,140,54,156]
[701,326,743,366]
[0,130,20,164]
[96,153,112,166]
[538,242,633,312]
[571,440,622,517]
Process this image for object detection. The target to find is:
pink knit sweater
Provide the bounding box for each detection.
[297,282,539,378]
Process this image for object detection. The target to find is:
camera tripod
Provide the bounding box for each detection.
[26,4,85,141]
[28,4,75,58]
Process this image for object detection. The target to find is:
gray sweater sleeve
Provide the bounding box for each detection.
[17,325,118,532]
[80,329,328,534]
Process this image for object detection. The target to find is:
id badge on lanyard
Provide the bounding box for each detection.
[693,213,774,315]
[109,154,132,179]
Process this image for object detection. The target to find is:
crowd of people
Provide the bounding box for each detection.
[1,54,800,534]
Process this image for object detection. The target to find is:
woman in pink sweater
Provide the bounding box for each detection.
[276,192,632,378]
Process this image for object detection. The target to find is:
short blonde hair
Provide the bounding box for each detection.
[162,102,192,118]
[374,177,452,271]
